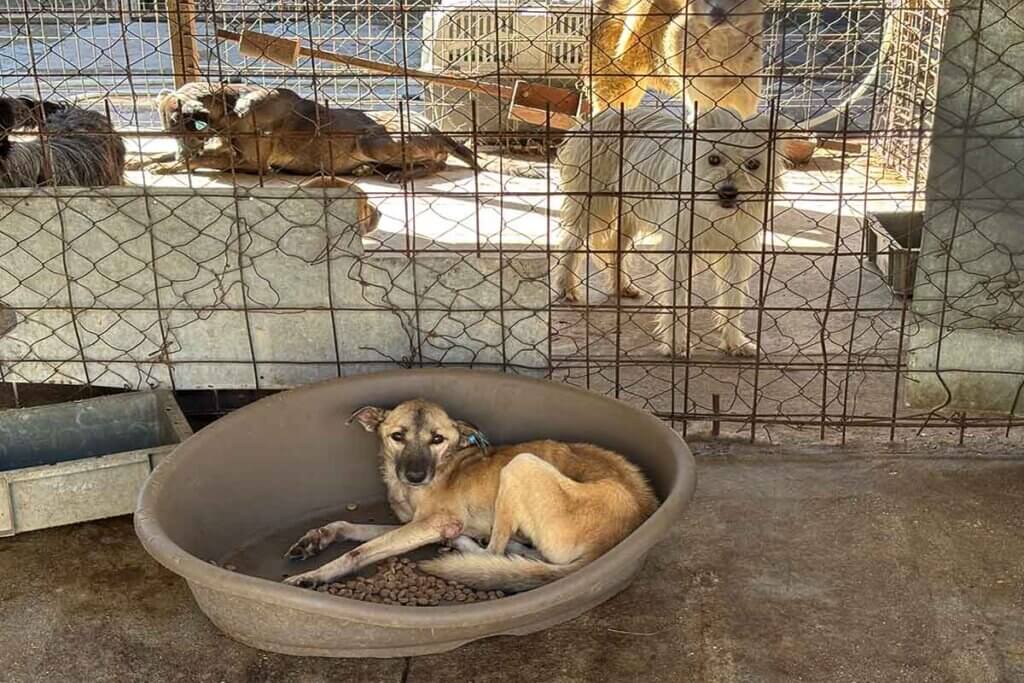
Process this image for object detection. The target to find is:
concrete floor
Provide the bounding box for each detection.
[1,441,1021,682]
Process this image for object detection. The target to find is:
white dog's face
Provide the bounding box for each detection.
[690,108,783,218]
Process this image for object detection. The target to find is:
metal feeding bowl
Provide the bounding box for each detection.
[135,369,696,657]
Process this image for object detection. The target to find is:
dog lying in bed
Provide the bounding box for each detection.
[282,399,657,592]
[135,82,479,183]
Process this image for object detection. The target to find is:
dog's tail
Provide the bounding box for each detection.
[418,553,584,592]
[421,122,481,172]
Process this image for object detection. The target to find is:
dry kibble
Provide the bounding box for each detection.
[300,552,513,606]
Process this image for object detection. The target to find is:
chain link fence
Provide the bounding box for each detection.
[1,0,1020,443]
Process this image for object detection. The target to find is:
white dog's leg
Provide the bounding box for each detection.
[710,248,759,357]
[653,236,691,358]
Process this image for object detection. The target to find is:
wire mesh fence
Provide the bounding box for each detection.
[0,0,1021,443]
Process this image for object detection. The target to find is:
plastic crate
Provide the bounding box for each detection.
[420,0,587,141]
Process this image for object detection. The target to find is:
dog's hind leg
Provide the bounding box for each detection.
[285,521,401,560]
[383,161,445,184]
[451,535,544,560]
[652,234,692,357]
[709,248,758,356]
[486,453,589,565]
[123,150,178,171]
[593,229,640,298]
[283,515,463,588]
[359,132,449,183]
[553,193,588,303]
[555,184,618,303]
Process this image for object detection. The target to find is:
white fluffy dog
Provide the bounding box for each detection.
[554,106,784,357]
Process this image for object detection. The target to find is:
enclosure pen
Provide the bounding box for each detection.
[0,0,1020,445]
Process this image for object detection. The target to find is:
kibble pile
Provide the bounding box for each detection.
[310,557,506,606]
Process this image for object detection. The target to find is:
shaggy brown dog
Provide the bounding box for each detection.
[142,82,479,183]
[587,0,764,117]
[0,97,125,187]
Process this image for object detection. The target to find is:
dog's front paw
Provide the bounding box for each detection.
[351,164,375,177]
[282,570,328,588]
[285,526,333,560]
[149,161,183,175]
[655,340,688,358]
[720,333,758,357]
[619,283,641,299]
[123,156,149,171]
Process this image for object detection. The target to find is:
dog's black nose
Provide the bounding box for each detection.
[404,468,428,484]
[717,184,739,200]
[709,4,727,23]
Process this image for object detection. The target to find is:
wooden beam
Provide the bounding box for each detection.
[167,0,200,88]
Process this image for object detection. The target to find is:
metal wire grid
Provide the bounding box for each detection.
[0,0,1020,444]
[872,0,947,184]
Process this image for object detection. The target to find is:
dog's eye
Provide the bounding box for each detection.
[390,432,404,443]
[430,434,445,445]
[745,158,761,171]
[708,154,721,166]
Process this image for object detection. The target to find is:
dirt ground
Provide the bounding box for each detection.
[1,436,1022,682]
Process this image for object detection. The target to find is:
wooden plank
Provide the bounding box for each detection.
[167,0,200,88]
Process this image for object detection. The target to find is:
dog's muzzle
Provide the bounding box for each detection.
[396,455,434,486]
[717,183,739,209]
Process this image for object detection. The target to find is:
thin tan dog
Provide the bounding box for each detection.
[134,82,478,183]
[588,0,764,117]
[282,399,658,592]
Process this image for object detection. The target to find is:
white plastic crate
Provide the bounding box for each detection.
[420,0,588,139]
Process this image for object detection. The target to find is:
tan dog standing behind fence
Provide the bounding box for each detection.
[587,0,765,117]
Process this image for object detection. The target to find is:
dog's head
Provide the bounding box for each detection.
[158,93,216,158]
[688,0,764,34]
[347,399,482,487]
[691,106,787,217]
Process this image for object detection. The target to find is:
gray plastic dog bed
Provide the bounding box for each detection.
[135,369,696,657]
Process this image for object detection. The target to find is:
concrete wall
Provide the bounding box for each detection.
[0,186,549,390]
[907,0,1024,414]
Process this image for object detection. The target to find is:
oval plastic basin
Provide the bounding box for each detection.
[135,369,696,658]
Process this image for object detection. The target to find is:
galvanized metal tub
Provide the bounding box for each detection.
[0,390,192,536]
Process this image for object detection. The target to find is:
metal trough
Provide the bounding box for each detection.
[0,391,192,536]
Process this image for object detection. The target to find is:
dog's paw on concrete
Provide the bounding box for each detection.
[720,334,759,357]
[655,340,689,359]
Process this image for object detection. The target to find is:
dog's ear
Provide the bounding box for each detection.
[455,420,489,450]
[347,406,388,432]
